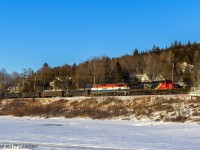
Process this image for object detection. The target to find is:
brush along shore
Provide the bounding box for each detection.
[0,95,199,123]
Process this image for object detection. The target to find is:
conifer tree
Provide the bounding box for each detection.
[114,61,123,83]
[133,49,139,56]
[103,57,111,83]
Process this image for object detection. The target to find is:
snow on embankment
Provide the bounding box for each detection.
[0,95,199,123]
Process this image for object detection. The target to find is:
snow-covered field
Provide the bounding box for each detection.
[0,117,200,150]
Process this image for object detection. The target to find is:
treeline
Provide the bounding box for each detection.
[1,41,200,92]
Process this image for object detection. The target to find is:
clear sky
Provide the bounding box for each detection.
[0,0,200,73]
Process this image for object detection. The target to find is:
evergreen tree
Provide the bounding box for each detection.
[71,63,76,77]
[133,49,139,56]
[103,57,111,83]
[114,61,123,83]
[151,45,161,54]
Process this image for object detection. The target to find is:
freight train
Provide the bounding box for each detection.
[90,80,179,96]
[0,80,187,99]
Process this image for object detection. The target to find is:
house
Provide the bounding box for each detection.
[135,74,151,82]
[7,86,20,93]
[179,62,194,73]
[152,74,165,81]
[49,77,67,90]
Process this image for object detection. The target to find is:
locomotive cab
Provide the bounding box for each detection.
[157,80,175,90]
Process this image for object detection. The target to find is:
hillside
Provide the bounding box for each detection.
[1,41,200,93]
[0,95,200,123]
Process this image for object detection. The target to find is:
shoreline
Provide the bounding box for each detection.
[0,95,199,123]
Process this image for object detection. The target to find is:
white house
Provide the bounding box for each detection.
[152,74,165,81]
[135,74,151,82]
[179,62,194,73]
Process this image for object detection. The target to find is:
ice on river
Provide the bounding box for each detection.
[0,116,200,150]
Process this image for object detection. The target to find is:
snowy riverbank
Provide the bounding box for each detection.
[0,116,200,150]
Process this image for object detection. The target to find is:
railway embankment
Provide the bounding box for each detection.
[0,95,199,123]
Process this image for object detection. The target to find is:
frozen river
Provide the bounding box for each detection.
[0,116,200,150]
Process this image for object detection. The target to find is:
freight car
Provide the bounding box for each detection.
[3,93,21,98]
[21,92,41,98]
[42,90,66,97]
[67,89,90,97]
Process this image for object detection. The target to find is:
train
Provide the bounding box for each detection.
[0,80,188,99]
[90,80,179,96]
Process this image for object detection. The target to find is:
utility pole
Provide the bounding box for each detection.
[43,76,46,91]
[34,76,36,91]
[172,63,174,83]
[76,75,79,90]
[94,74,96,85]
[22,78,25,92]
[21,73,25,92]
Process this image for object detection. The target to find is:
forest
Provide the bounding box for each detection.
[0,41,200,93]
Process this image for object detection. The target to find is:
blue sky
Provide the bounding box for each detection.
[0,0,200,73]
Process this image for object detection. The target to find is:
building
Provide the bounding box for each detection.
[135,74,151,82]
[179,62,194,73]
[152,74,165,81]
